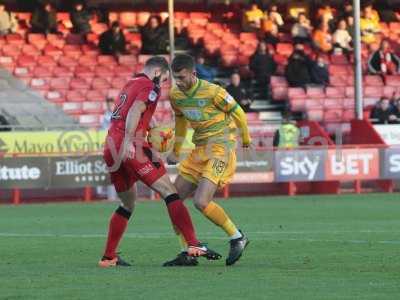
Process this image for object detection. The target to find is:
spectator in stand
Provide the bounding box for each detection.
[98,21,126,55]
[311,55,330,86]
[370,97,397,124]
[394,99,400,120]
[195,54,217,82]
[249,41,277,98]
[368,40,400,75]
[242,3,264,32]
[291,13,313,44]
[0,3,17,35]
[70,1,91,35]
[339,2,353,20]
[268,5,284,27]
[360,3,381,44]
[264,23,279,47]
[333,19,353,54]
[285,43,313,88]
[140,15,168,54]
[317,5,334,28]
[346,15,355,37]
[226,72,253,112]
[30,2,58,34]
[313,22,333,53]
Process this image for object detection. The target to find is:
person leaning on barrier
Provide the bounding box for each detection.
[273,111,300,148]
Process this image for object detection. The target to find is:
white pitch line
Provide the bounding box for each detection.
[0,232,400,245]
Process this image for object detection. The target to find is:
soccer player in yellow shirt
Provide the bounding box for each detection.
[164,54,252,266]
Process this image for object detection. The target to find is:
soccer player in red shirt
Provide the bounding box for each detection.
[99,57,220,267]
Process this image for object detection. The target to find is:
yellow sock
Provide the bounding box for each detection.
[202,201,240,238]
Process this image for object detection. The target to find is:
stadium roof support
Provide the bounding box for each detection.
[353,0,363,120]
[168,0,175,62]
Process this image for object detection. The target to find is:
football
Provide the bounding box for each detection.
[147,126,175,153]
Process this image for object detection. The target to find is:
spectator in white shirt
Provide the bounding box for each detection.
[291,13,312,44]
[0,3,17,35]
[333,19,353,54]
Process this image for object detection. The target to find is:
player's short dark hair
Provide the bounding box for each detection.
[171,54,195,73]
[144,56,169,73]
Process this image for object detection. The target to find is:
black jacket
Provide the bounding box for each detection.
[31,8,57,33]
[311,62,330,86]
[140,26,168,54]
[370,107,397,124]
[226,83,252,112]
[285,51,313,87]
[249,52,277,83]
[99,29,126,55]
[71,8,91,34]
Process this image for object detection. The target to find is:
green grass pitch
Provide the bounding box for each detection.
[1,194,400,300]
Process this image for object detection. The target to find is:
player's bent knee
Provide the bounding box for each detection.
[164,193,180,205]
[193,198,209,211]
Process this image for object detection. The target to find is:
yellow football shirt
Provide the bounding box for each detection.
[169,79,239,148]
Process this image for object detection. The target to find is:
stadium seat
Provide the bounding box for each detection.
[324,109,343,122]
[95,66,114,77]
[111,77,127,89]
[46,90,65,103]
[13,67,32,78]
[78,55,97,66]
[82,101,104,114]
[364,86,383,98]
[86,90,106,102]
[63,102,83,115]
[107,89,120,100]
[385,75,400,86]
[120,12,137,27]
[383,86,397,98]
[329,65,348,75]
[70,78,91,90]
[52,66,74,78]
[330,54,348,65]
[43,45,63,59]
[0,56,14,67]
[66,90,86,102]
[289,98,306,111]
[21,44,41,57]
[271,76,288,87]
[306,87,325,98]
[307,109,324,121]
[75,66,95,80]
[118,55,137,66]
[272,86,289,101]
[288,87,306,98]
[33,66,53,78]
[17,55,37,68]
[59,56,79,68]
[276,43,294,57]
[92,77,111,90]
[30,78,50,91]
[343,98,355,109]
[345,86,354,98]
[364,75,384,86]
[305,98,323,109]
[6,34,24,45]
[329,76,347,87]
[114,66,134,78]
[326,87,345,98]
[97,55,117,66]
[324,98,343,109]
[2,44,21,58]
[79,114,100,127]
[50,78,70,90]
[342,109,355,122]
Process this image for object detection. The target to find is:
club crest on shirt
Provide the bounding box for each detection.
[198,99,207,107]
[148,90,158,102]
[224,94,234,104]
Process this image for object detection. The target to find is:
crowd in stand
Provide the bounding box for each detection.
[1,0,400,121]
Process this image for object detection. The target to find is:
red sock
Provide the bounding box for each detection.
[103,206,131,259]
[165,194,198,246]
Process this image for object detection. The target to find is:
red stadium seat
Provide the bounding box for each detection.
[345,86,354,98]
[92,77,111,90]
[364,86,383,98]
[36,55,57,67]
[33,66,53,77]
[305,98,323,109]
[383,86,397,98]
[329,76,347,87]
[385,75,400,86]
[97,55,117,66]
[13,67,32,78]
[0,56,14,67]
[82,102,104,114]
[307,109,324,121]
[272,86,289,101]
[118,55,138,66]
[342,109,355,122]
[329,65,348,75]
[288,87,307,98]
[289,98,306,111]
[50,78,70,90]
[92,23,108,35]
[70,78,91,90]
[364,75,384,86]
[66,90,86,102]
[326,87,345,98]
[107,89,120,100]
[21,44,41,57]
[78,55,97,66]
[95,66,114,77]
[276,43,293,57]
[52,66,74,78]
[330,54,348,65]
[343,98,355,109]
[120,12,137,27]
[306,87,325,98]
[111,77,127,89]
[75,66,95,80]
[324,98,343,109]
[43,45,63,59]
[17,55,37,68]
[2,44,21,58]
[6,34,24,45]
[271,76,288,87]
[59,56,79,68]
[86,90,106,102]
[114,66,134,78]
[324,109,343,122]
